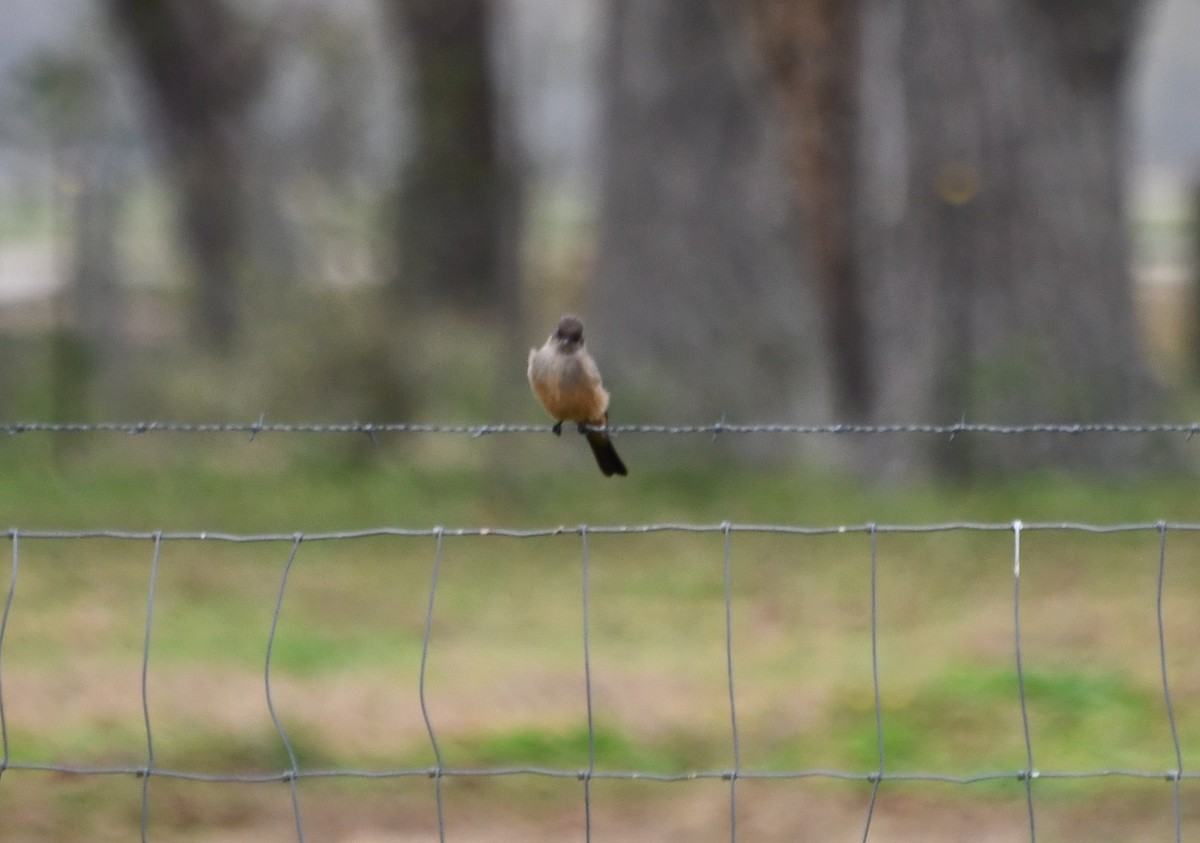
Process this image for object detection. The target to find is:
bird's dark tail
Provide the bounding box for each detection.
[585,431,627,477]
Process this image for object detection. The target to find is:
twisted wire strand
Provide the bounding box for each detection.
[2,420,1200,437]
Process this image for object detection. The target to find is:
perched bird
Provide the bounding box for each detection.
[527,315,628,477]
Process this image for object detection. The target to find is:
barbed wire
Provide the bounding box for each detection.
[2,419,1200,438]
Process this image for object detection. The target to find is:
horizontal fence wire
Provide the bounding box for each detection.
[6,521,1200,541]
[2,419,1200,438]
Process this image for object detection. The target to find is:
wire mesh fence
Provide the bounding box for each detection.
[1,422,1198,841]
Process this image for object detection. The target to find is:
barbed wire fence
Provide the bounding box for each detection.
[1,421,1198,842]
[5,419,1200,437]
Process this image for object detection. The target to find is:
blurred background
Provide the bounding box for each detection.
[5,2,1200,841]
[0,0,1198,475]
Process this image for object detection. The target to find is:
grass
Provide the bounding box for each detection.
[3,439,1200,840]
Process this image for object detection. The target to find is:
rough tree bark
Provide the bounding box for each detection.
[592,0,831,429]
[854,0,1160,474]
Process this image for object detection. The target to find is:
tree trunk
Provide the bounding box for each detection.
[747,0,868,419]
[854,0,1159,474]
[387,0,523,331]
[592,0,831,430]
[105,0,268,352]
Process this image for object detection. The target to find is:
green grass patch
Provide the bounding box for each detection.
[817,664,1180,778]
[3,445,1199,837]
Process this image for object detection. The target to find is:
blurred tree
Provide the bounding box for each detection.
[851,0,1159,474]
[385,0,523,334]
[104,0,270,351]
[747,0,867,420]
[13,53,126,436]
[597,0,1160,473]
[592,0,832,429]
[1192,185,1200,383]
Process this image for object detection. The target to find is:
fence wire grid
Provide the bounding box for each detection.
[1,521,1195,842]
[1,421,1198,842]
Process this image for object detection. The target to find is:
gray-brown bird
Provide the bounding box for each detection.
[527,315,628,477]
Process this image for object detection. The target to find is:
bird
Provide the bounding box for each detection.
[527,315,628,477]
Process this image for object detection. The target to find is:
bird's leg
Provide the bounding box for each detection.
[552,421,564,437]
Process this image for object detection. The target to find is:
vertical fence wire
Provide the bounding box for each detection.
[420,527,448,842]
[861,525,883,842]
[1156,522,1184,843]
[265,535,305,842]
[0,530,17,781]
[1012,520,1037,842]
[580,526,596,843]
[722,522,740,843]
[139,532,163,843]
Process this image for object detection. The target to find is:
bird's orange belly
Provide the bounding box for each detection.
[532,380,606,424]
